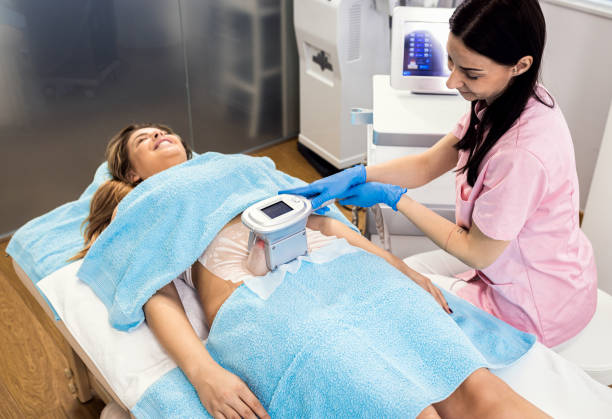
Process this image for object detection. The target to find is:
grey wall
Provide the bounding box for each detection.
[540,0,612,210]
[582,100,612,294]
[0,0,298,235]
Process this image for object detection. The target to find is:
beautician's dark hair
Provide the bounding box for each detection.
[450,0,553,186]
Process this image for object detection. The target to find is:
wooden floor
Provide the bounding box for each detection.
[0,238,107,418]
[0,138,356,418]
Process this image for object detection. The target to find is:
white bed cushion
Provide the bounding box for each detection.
[38,260,208,409]
[38,264,612,416]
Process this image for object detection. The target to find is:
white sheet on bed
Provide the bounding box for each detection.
[38,262,612,416]
[38,260,208,409]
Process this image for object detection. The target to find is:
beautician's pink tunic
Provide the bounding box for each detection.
[451,86,597,347]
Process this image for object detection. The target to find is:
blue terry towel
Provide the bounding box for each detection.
[77,153,354,331]
[7,162,111,284]
[206,251,535,418]
[133,249,534,418]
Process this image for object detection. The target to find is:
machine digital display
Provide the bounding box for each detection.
[402,21,450,78]
[261,201,293,219]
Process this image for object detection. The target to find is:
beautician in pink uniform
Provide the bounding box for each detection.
[281,0,597,348]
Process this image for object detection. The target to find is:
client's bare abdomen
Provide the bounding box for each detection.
[192,261,242,328]
[191,216,244,327]
[191,214,338,327]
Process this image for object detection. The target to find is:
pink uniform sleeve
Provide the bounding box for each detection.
[472,148,548,241]
[452,110,471,140]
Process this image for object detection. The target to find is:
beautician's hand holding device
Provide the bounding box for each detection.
[280,165,406,211]
[310,166,509,271]
[282,0,599,348]
[281,164,367,210]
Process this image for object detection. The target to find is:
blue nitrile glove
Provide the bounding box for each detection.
[313,205,330,215]
[279,164,367,210]
[336,182,407,211]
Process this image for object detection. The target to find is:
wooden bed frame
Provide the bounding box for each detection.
[12,259,135,418]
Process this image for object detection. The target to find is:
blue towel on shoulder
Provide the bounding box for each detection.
[7,162,111,284]
[77,153,354,331]
[134,249,535,418]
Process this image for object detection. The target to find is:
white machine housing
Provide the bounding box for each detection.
[390,7,456,94]
[294,0,391,169]
[241,194,312,271]
[363,74,467,256]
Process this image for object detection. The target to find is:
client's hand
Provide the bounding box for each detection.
[194,363,269,419]
[409,271,452,315]
[389,255,451,314]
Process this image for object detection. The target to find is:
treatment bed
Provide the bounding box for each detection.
[7,158,612,418]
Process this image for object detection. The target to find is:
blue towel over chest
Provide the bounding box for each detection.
[77,153,353,331]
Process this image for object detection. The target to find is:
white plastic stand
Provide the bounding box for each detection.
[294,0,390,169]
[359,74,468,258]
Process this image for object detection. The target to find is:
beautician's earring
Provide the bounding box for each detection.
[512,68,517,73]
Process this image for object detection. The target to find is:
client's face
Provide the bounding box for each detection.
[127,127,187,183]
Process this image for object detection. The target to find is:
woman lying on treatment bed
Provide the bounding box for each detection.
[74,123,549,419]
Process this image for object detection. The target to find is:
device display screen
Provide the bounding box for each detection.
[402,21,450,77]
[261,201,293,219]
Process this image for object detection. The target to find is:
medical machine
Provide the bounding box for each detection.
[359,74,467,255]
[294,0,395,169]
[390,7,456,94]
[242,194,313,270]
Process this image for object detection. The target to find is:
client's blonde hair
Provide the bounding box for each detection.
[71,180,133,260]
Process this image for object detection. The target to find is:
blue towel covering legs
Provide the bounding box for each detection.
[135,250,534,418]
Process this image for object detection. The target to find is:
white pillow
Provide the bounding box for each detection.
[38,261,208,409]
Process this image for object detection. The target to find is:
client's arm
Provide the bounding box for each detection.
[144,281,268,419]
[307,215,451,314]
